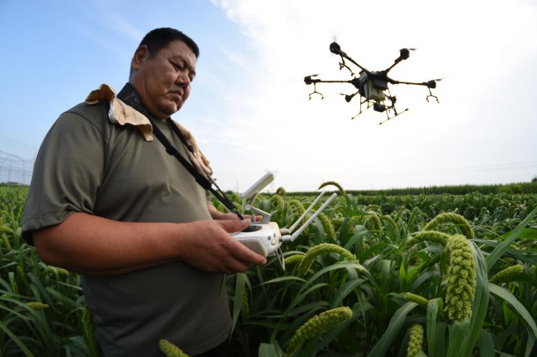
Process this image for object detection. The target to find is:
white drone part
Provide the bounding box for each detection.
[281,192,338,243]
[280,191,326,235]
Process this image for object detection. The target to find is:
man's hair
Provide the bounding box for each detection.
[138,27,200,58]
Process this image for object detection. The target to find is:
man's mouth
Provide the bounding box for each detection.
[170,91,183,102]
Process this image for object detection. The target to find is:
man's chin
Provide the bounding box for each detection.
[159,104,182,118]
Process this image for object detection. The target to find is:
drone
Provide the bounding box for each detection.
[304,41,440,124]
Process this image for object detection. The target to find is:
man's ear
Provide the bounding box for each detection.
[131,45,149,70]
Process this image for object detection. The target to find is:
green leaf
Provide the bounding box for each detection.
[343,226,368,250]
[524,334,535,357]
[426,298,444,357]
[399,260,407,291]
[330,278,365,308]
[477,329,495,357]
[261,276,307,285]
[258,343,283,357]
[0,319,36,357]
[231,272,247,335]
[366,302,418,357]
[486,205,537,272]
[489,283,537,339]
[410,270,440,291]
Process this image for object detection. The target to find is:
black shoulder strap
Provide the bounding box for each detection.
[117,83,243,218]
[149,118,210,190]
[150,119,243,217]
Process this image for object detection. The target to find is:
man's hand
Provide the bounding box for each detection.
[178,219,267,274]
[33,212,266,276]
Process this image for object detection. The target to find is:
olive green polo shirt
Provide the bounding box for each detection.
[22,88,231,356]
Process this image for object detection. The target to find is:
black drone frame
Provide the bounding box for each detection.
[304,42,439,124]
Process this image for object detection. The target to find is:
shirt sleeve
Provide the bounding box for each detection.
[22,109,106,244]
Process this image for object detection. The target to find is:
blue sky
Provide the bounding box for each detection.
[1,0,537,191]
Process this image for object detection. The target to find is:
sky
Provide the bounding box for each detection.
[1,0,536,192]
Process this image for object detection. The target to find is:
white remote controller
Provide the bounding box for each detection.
[232,222,282,257]
[229,172,338,264]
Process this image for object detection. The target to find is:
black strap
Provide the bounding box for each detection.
[149,118,243,218]
[167,119,194,153]
[115,84,243,218]
[150,119,210,189]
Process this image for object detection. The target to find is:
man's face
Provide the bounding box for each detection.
[130,40,197,119]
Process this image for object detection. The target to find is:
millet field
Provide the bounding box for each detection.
[1,182,537,357]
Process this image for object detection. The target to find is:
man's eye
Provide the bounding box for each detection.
[171,62,182,70]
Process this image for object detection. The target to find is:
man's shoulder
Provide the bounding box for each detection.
[54,101,111,138]
[64,101,109,123]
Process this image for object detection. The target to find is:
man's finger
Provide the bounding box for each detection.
[218,219,251,233]
[231,241,267,265]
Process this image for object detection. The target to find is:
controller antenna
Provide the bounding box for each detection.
[281,193,337,242]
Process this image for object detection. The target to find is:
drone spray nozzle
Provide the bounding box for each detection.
[329,41,342,55]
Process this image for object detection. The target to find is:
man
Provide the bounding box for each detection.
[22,27,266,357]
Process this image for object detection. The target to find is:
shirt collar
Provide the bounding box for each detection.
[117,83,155,120]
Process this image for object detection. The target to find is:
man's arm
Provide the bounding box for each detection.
[32,212,266,275]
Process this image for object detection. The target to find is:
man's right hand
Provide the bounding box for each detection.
[177,219,267,274]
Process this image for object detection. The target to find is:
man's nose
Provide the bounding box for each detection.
[175,71,191,87]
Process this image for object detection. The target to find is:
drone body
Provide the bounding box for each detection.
[305,42,439,124]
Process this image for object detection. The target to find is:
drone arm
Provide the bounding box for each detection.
[389,79,439,103]
[389,79,436,88]
[305,78,356,85]
[329,41,371,75]
[384,48,411,74]
[340,54,370,75]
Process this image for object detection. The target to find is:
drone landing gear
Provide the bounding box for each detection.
[350,96,370,120]
[426,87,439,103]
[379,107,409,125]
[308,82,324,100]
[339,58,355,76]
